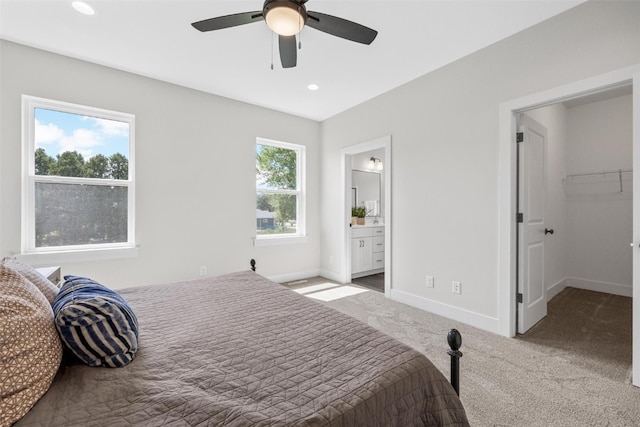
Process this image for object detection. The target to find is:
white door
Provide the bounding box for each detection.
[517,114,548,334]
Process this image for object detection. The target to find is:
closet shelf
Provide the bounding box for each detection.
[562,168,632,194]
[563,168,632,180]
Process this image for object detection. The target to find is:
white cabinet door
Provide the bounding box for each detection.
[352,237,373,274]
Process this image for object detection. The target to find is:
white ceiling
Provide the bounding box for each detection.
[0,0,586,121]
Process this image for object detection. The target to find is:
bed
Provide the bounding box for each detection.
[5,268,468,426]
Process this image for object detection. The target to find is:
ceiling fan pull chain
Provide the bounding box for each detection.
[270,32,274,70]
[298,11,302,50]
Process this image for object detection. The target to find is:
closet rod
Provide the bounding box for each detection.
[564,168,632,179]
[563,168,632,193]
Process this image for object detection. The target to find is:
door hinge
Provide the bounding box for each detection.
[516,132,524,143]
[516,213,523,223]
[516,293,523,303]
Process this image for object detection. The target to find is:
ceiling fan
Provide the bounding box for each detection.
[191,0,378,69]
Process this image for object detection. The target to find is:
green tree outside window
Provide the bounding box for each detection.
[256,143,301,235]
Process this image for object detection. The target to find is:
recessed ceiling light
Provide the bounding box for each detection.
[307,84,319,91]
[71,1,95,16]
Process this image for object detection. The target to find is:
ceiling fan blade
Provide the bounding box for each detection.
[192,11,263,32]
[279,35,297,68]
[306,11,377,45]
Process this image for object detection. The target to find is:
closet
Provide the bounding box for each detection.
[527,87,633,307]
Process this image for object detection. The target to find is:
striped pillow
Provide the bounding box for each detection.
[52,276,138,368]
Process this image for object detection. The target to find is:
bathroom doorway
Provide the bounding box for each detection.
[342,135,392,296]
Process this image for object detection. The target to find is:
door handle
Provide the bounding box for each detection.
[544,228,554,235]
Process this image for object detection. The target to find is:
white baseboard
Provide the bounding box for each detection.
[318,269,346,283]
[267,269,352,285]
[566,277,632,297]
[390,289,501,334]
[547,277,569,300]
[266,269,321,284]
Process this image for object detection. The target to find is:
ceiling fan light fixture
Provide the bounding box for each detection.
[264,1,306,36]
[71,1,95,16]
[191,0,378,69]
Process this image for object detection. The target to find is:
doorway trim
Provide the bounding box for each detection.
[498,64,640,387]
[341,135,392,296]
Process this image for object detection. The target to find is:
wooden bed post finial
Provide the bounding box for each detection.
[447,329,462,396]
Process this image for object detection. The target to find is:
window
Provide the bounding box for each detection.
[256,138,305,243]
[22,96,135,258]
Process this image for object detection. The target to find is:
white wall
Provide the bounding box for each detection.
[0,41,321,288]
[565,94,633,295]
[319,1,640,331]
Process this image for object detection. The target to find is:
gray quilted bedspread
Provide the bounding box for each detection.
[16,271,468,426]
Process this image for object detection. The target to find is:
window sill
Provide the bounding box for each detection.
[17,246,139,265]
[253,235,308,247]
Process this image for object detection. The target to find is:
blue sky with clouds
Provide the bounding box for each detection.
[35,108,129,159]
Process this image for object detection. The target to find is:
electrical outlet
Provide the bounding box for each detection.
[452,281,461,294]
[426,275,435,288]
[200,266,207,276]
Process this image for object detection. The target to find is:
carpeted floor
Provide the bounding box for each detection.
[286,279,639,426]
[519,287,632,384]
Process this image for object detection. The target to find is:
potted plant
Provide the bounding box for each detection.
[352,206,366,225]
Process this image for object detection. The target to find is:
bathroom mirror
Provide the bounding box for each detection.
[352,170,381,216]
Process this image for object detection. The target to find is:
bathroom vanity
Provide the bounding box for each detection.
[351,224,385,277]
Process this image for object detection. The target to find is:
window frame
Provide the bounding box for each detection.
[20,95,137,262]
[255,137,307,246]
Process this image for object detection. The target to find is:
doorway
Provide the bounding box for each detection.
[341,135,392,296]
[516,89,633,335]
[498,65,640,387]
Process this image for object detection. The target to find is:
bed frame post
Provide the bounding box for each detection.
[447,329,462,396]
[250,259,256,271]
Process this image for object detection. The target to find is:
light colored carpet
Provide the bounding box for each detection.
[285,279,640,426]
